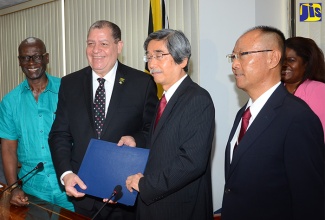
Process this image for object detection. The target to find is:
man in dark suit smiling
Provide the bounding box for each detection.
[49,20,158,219]
[222,26,324,220]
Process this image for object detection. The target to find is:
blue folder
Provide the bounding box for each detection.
[76,139,149,206]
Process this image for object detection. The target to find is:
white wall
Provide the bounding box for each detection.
[199,0,289,211]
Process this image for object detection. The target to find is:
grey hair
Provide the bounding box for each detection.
[144,29,191,72]
[87,20,121,42]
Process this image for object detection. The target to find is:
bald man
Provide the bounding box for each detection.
[0,37,73,211]
[222,26,324,220]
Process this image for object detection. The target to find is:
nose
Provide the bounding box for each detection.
[27,57,37,64]
[92,44,101,53]
[232,58,240,70]
[148,59,158,70]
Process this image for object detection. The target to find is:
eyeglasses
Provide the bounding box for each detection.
[18,53,47,64]
[226,50,273,63]
[143,52,170,63]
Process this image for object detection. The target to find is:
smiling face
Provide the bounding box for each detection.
[86,27,123,77]
[18,39,48,80]
[281,47,306,84]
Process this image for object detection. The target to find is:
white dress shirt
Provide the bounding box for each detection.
[230,82,281,162]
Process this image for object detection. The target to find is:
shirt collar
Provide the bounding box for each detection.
[92,60,118,83]
[247,82,281,119]
[164,74,188,102]
[22,72,58,93]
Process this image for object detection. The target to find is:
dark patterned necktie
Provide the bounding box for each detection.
[234,107,251,151]
[94,78,106,138]
[154,94,167,129]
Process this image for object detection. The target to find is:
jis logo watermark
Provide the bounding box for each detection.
[300,3,322,22]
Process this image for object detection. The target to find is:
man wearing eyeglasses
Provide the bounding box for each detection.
[0,37,74,211]
[122,29,215,220]
[222,26,324,220]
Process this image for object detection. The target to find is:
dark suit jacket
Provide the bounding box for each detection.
[49,62,158,210]
[136,76,215,220]
[222,84,324,220]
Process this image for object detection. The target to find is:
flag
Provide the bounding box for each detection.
[146,0,169,98]
[148,0,169,34]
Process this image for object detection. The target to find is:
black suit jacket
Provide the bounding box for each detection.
[136,76,215,220]
[49,62,158,210]
[222,84,324,220]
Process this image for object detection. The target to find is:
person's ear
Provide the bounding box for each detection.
[179,58,188,69]
[268,50,281,69]
[117,40,124,54]
[45,53,49,64]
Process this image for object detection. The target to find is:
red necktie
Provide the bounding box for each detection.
[154,94,167,129]
[234,107,251,150]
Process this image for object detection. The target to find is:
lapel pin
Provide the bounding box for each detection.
[119,78,125,84]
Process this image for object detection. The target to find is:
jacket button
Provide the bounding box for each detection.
[225,188,231,193]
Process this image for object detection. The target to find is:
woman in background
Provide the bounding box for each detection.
[281,36,325,140]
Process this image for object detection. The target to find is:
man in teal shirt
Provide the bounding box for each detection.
[0,37,73,211]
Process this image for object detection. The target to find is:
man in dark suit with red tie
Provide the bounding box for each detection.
[222,26,324,220]
[49,20,158,219]
[122,29,215,220]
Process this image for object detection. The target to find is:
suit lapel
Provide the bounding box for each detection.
[101,62,126,135]
[151,76,192,144]
[226,84,287,180]
[225,105,246,178]
[83,67,96,135]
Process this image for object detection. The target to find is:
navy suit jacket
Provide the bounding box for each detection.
[49,62,158,210]
[137,76,215,220]
[222,84,324,220]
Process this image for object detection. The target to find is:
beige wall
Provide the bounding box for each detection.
[0,1,62,97]
[0,0,198,99]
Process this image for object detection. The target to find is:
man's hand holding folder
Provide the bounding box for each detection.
[118,136,145,193]
[117,136,136,147]
[126,173,144,193]
[63,173,86,197]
